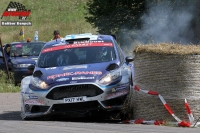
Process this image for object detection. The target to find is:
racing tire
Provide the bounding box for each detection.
[21,107,29,120]
[120,85,134,120]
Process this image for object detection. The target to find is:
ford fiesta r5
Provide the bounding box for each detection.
[20,33,134,120]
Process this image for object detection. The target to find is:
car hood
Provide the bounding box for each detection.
[11,57,38,64]
[37,62,119,85]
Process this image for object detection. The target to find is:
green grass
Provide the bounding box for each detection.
[0,70,20,92]
[0,0,97,44]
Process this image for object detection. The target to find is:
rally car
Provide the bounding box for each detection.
[20,33,134,120]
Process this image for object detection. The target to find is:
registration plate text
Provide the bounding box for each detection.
[64,96,86,103]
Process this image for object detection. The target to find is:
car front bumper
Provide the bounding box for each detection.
[21,82,130,119]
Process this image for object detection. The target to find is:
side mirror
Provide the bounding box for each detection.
[27,64,35,75]
[125,56,134,63]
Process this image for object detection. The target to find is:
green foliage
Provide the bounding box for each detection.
[0,70,20,92]
[85,0,146,35]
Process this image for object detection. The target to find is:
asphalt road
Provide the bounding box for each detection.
[0,93,199,133]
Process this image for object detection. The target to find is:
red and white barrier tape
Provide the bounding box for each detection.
[133,85,194,127]
[185,99,194,124]
[122,119,165,125]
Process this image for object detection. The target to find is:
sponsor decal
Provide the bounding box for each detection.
[24,94,38,99]
[28,95,38,99]
[42,43,113,53]
[45,67,57,70]
[15,44,22,47]
[52,42,67,46]
[56,78,69,82]
[112,83,129,92]
[24,99,44,105]
[47,71,102,80]
[106,90,128,99]
[72,76,94,80]
[73,40,104,44]
[63,65,87,70]
[70,81,77,84]
[21,92,33,94]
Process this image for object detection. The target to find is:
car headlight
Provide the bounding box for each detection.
[31,77,48,89]
[16,64,32,68]
[99,69,121,85]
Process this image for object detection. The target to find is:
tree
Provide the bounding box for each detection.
[85,0,146,35]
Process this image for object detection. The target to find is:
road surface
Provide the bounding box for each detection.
[0,93,199,133]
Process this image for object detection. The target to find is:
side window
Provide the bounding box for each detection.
[115,40,124,63]
[0,51,3,57]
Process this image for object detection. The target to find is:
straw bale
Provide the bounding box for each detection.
[126,44,200,122]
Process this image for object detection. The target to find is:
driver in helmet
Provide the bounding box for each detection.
[57,53,69,66]
[96,47,108,61]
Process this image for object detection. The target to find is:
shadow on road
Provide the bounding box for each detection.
[41,115,122,124]
[0,111,21,120]
[0,111,122,124]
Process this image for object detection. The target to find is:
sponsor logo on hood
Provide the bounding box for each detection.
[56,78,69,81]
[45,67,57,70]
[47,71,102,80]
[63,65,87,70]
[72,76,94,80]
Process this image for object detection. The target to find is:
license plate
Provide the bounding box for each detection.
[64,96,86,103]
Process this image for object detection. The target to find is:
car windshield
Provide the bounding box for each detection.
[10,43,45,57]
[37,42,116,68]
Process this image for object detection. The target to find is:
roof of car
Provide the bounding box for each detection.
[45,33,115,47]
[8,41,46,44]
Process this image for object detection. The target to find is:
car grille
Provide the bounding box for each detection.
[51,101,100,112]
[31,105,50,113]
[46,84,104,100]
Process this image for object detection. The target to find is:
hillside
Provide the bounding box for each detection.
[0,0,96,44]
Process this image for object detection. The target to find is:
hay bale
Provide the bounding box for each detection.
[130,43,200,122]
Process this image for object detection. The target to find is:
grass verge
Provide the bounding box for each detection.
[0,70,20,92]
